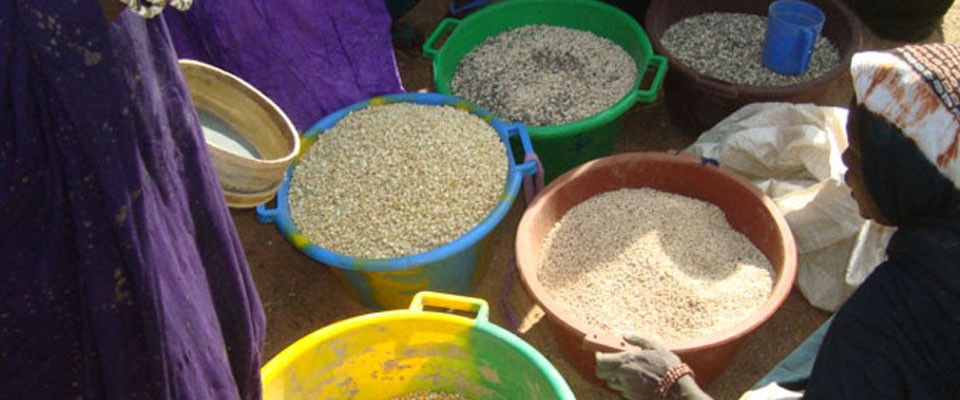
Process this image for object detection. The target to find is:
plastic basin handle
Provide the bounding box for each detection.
[256,202,280,223]
[636,54,669,103]
[423,18,461,60]
[507,122,539,177]
[410,291,491,322]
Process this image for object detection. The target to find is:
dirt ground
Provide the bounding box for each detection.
[232,2,960,399]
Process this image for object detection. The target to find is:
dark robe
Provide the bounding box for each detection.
[1,3,265,398]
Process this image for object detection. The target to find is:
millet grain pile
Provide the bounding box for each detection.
[452,25,637,126]
[538,188,775,345]
[288,103,505,259]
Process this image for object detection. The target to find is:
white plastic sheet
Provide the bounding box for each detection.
[739,382,803,400]
[685,102,895,312]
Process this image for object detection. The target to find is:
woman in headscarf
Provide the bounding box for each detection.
[594,43,960,399]
[1,1,265,398]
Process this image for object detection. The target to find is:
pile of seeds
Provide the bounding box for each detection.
[452,25,637,126]
[288,103,506,259]
[661,13,841,86]
[390,392,469,400]
[538,188,775,345]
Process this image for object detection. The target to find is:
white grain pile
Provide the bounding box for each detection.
[288,103,506,260]
[451,25,637,126]
[538,188,775,345]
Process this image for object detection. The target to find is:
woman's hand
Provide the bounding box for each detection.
[596,335,683,399]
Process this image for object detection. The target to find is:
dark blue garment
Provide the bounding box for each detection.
[805,218,960,398]
[803,107,960,398]
[1,3,264,399]
[754,317,833,391]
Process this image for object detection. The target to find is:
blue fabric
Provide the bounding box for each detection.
[0,3,264,399]
[162,0,405,132]
[753,317,833,391]
[387,0,422,20]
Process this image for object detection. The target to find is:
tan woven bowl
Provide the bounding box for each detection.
[179,59,300,208]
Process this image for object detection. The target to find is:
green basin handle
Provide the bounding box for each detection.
[636,54,669,103]
[410,291,490,322]
[422,18,461,60]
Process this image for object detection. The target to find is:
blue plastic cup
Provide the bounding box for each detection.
[762,0,826,75]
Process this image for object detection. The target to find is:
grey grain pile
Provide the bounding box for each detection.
[451,25,637,126]
[538,188,775,345]
[288,103,506,260]
[661,12,841,86]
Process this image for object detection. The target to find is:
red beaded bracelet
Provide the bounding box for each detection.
[653,363,696,400]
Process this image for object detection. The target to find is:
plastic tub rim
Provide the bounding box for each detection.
[261,293,576,399]
[258,92,534,272]
[643,0,863,96]
[430,0,658,139]
[515,152,798,354]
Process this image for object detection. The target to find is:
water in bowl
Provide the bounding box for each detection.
[199,110,261,159]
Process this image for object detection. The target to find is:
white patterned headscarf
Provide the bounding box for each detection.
[850,44,960,189]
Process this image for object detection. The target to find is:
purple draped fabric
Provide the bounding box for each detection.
[163,0,405,131]
[1,2,265,399]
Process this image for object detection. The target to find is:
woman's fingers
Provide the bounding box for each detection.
[623,334,661,351]
[596,350,631,370]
